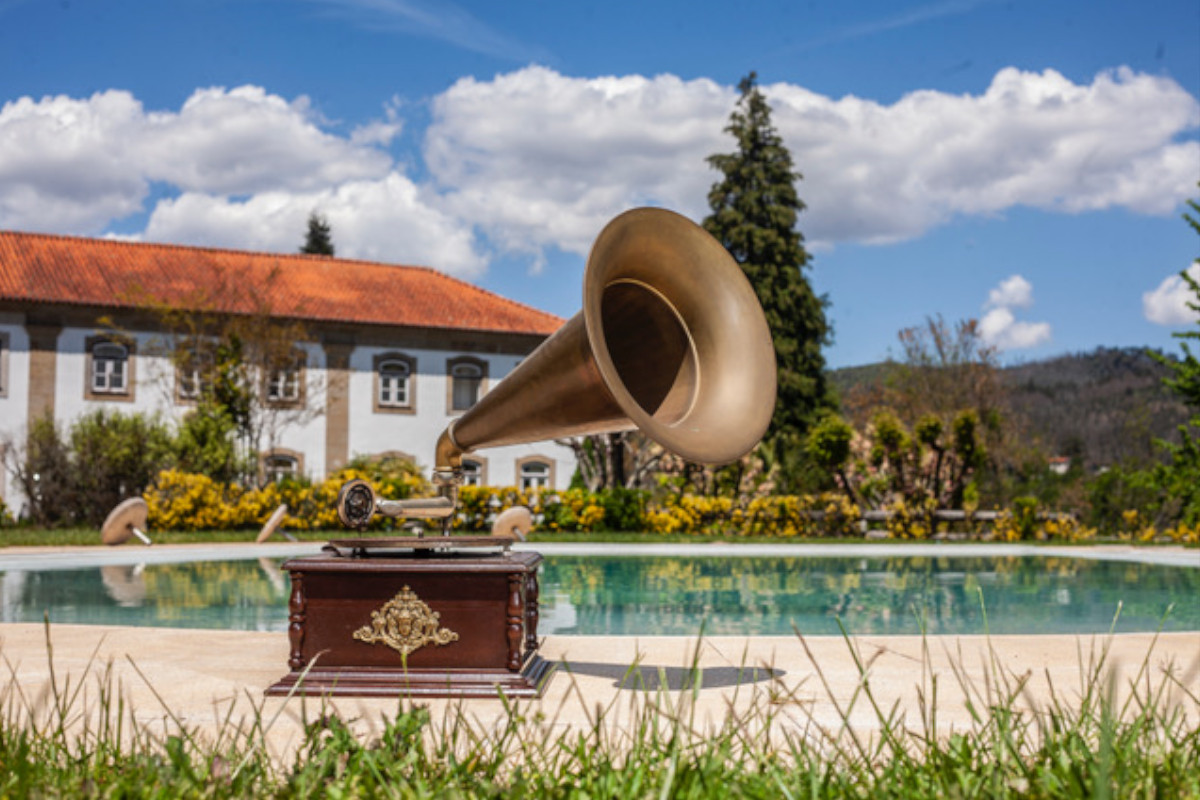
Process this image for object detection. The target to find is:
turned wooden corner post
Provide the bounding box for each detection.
[505,572,524,671]
[287,571,307,671]
[524,571,540,658]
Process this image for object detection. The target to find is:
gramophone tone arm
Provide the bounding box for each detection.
[336,479,457,530]
[374,496,455,519]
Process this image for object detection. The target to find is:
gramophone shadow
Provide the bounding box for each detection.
[556,661,784,691]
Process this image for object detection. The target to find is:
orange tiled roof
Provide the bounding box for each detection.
[0,231,563,336]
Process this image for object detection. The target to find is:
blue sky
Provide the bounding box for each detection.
[1,0,1197,368]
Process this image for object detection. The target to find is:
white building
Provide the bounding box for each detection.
[0,230,575,514]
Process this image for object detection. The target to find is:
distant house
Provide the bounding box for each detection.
[0,230,573,513]
[1048,456,1071,476]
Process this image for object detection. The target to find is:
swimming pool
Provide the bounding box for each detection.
[0,544,1195,636]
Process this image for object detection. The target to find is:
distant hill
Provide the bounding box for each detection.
[829,347,1191,471]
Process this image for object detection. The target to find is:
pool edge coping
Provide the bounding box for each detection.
[0,541,1196,571]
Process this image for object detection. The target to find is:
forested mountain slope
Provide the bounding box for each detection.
[830,347,1189,471]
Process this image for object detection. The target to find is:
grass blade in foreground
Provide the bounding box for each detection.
[0,621,1197,798]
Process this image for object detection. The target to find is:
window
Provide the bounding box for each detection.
[262,450,303,483]
[379,360,409,406]
[373,352,416,413]
[93,343,128,393]
[176,345,214,402]
[461,458,485,487]
[518,459,552,491]
[447,356,487,413]
[85,337,136,401]
[266,352,305,405]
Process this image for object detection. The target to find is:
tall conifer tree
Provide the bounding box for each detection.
[704,72,832,485]
[300,212,335,256]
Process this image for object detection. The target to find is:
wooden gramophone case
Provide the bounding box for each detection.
[267,544,550,698]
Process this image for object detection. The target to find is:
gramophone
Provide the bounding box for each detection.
[267,207,776,698]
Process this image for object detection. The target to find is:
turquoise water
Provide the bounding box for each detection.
[1,554,1196,636]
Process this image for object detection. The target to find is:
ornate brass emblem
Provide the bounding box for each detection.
[353,586,459,657]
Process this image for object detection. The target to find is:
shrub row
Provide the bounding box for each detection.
[140,471,1200,543]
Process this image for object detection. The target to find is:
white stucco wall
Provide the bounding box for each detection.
[54,328,173,421]
[0,317,576,517]
[345,346,574,488]
[259,341,328,480]
[0,317,29,510]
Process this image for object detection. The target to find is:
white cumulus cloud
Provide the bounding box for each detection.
[423,65,1198,258]
[144,172,486,278]
[0,91,151,231]
[985,274,1034,309]
[978,275,1051,351]
[1143,263,1200,326]
[1,65,1195,283]
[978,307,1053,350]
[425,66,732,258]
[0,86,396,234]
[767,66,1198,244]
[141,86,391,195]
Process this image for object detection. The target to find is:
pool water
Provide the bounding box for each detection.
[2,553,1196,636]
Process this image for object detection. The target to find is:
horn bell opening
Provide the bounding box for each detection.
[584,207,777,465]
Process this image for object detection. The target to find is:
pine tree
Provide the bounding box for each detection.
[300,212,335,256]
[704,72,832,486]
[1146,185,1200,524]
[1158,188,1200,409]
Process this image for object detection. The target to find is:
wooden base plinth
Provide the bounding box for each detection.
[267,549,551,699]
[267,654,554,698]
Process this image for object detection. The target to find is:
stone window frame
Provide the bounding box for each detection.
[374,449,418,465]
[265,348,307,409]
[372,351,417,415]
[260,448,305,484]
[515,455,555,491]
[460,456,488,487]
[84,335,136,403]
[446,355,488,415]
[174,340,216,405]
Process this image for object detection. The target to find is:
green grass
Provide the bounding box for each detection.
[0,527,332,548]
[2,619,1197,798]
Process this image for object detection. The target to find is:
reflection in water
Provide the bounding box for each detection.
[0,555,1194,635]
[0,559,293,631]
[100,564,146,607]
[538,555,1199,636]
[257,557,288,594]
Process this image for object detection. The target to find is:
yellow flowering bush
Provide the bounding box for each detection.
[644,507,685,534]
[1040,514,1096,542]
[1163,523,1200,544]
[819,492,863,537]
[145,470,245,531]
[884,497,936,540]
[451,485,552,532]
[144,469,408,532]
[990,509,1022,543]
[141,468,1143,543]
[743,496,805,537]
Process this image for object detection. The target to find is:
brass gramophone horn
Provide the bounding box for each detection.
[337,207,777,531]
[436,206,777,471]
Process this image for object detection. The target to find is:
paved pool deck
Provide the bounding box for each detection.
[0,543,1196,760]
[2,624,1197,761]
